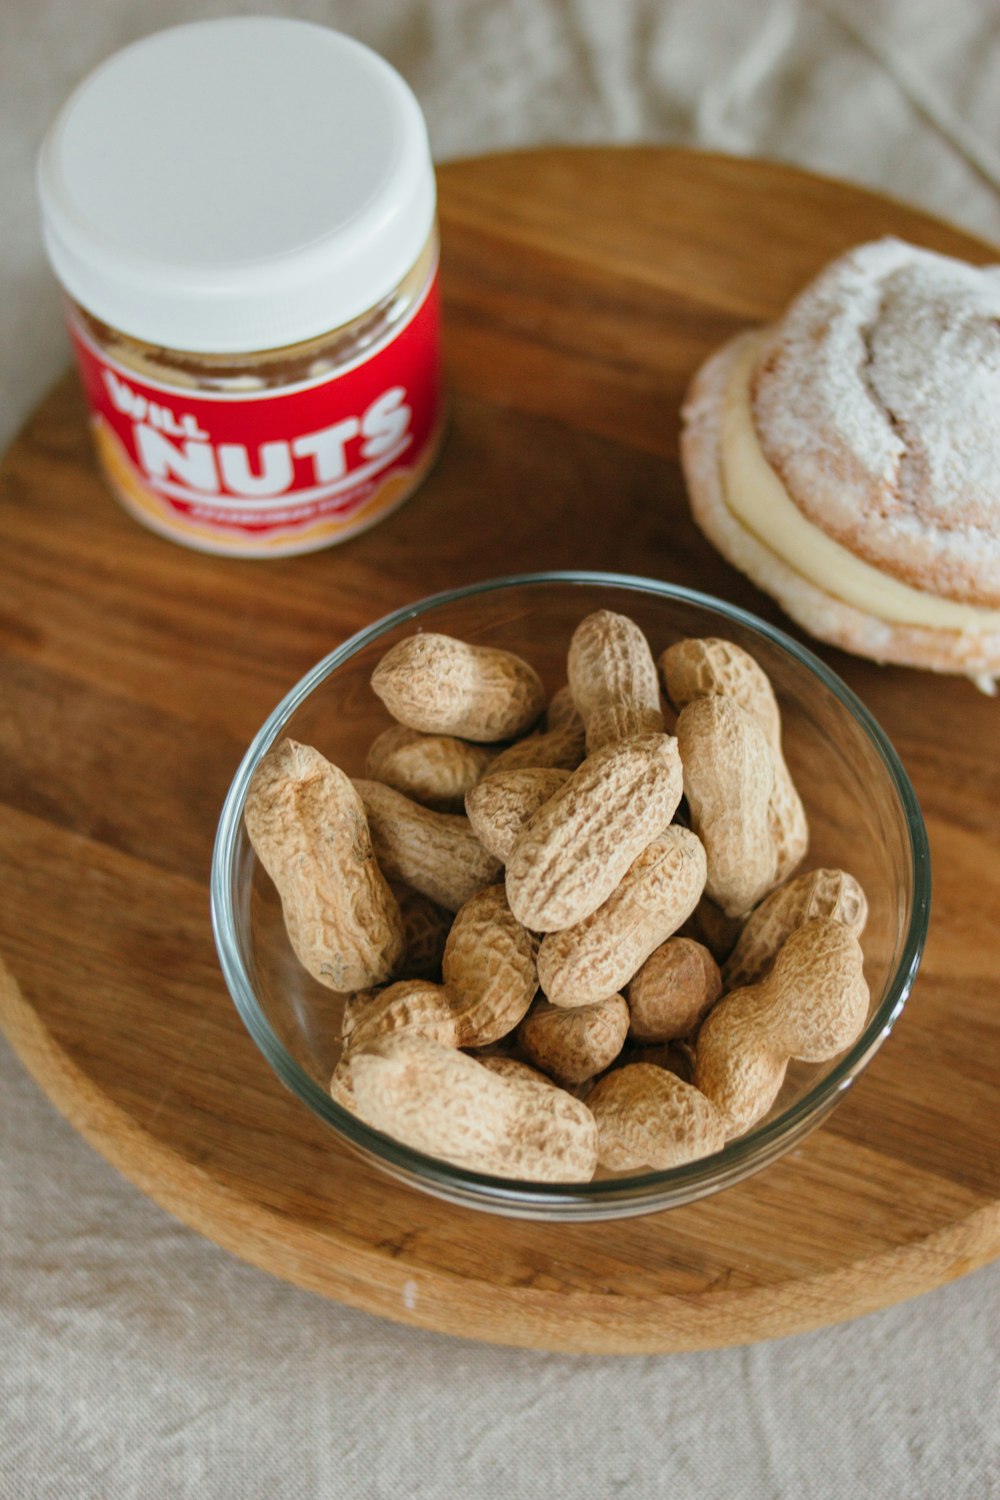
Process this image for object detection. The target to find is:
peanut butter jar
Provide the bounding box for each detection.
[37,19,443,557]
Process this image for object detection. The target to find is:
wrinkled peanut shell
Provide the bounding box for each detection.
[245,739,404,992]
[505,733,684,932]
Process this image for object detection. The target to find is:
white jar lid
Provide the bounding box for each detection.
[38,18,436,353]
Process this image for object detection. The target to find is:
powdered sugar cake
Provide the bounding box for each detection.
[681,238,1000,690]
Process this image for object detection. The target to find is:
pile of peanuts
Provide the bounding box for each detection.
[244,613,870,1183]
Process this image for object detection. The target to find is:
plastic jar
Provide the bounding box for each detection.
[37,19,443,557]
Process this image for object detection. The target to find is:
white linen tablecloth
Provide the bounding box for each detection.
[2,3,998,1497]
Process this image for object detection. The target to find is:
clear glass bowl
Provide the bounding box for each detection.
[211,572,929,1221]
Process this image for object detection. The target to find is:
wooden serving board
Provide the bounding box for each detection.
[1,149,997,1354]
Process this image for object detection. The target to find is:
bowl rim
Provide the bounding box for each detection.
[210,570,930,1212]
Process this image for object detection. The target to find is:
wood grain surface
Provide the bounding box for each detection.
[1,148,997,1354]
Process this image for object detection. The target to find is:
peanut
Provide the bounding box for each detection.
[505,733,683,931]
[546,684,582,731]
[330,978,460,1110]
[625,1039,696,1083]
[348,1033,598,1182]
[537,827,707,1006]
[335,883,537,1109]
[393,886,453,980]
[485,687,587,775]
[329,1061,356,1111]
[767,767,810,889]
[354,779,501,912]
[660,637,808,885]
[464,767,571,862]
[341,979,461,1051]
[724,868,869,990]
[478,1055,558,1089]
[568,610,664,753]
[518,993,629,1085]
[366,726,495,811]
[480,1047,598,1105]
[660,636,782,741]
[626,937,722,1042]
[675,696,776,917]
[694,918,870,1135]
[441,884,538,1046]
[679,895,743,963]
[245,739,404,991]
[587,1064,726,1171]
[371,632,546,742]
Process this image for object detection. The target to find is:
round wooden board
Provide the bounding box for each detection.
[1,149,998,1354]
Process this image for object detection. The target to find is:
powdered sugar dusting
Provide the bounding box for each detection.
[752,238,1000,606]
[680,334,1000,683]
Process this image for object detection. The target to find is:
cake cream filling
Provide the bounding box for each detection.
[720,333,1000,633]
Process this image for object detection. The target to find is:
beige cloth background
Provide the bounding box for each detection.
[2,2,999,1496]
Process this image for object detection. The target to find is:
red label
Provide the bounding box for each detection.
[69,267,442,555]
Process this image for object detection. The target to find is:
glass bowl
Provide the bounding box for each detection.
[211,572,929,1221]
